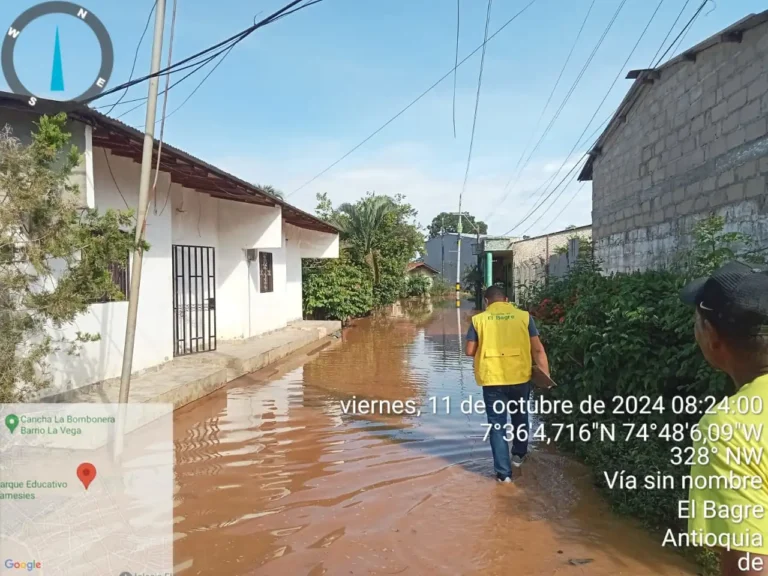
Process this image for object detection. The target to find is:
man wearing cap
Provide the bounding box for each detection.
[680,261,768,575]
[465,286,550,483]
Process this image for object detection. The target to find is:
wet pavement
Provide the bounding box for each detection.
[173,300,696,575]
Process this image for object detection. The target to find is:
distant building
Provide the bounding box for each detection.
[423,232,484,286]
[480,225,592,302]
[580,11,768,273]
[406,261,439,278]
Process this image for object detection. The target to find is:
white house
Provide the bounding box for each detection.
[0,92,339,395]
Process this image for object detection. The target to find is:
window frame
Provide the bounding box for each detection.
[259,251,273,293]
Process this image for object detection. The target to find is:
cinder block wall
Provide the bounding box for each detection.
[592,18,768,273]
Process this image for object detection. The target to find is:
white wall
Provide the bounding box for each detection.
[47,148,174,393]
[44,138,340,392]
[217,202,285,339]
[284,223,339,322]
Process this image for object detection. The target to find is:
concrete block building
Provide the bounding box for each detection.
[580,11,768,273]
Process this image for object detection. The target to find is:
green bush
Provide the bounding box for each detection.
[402,274,432,297]
[524,215,765,572]
[430,276,452,297]
[302,258,373,323]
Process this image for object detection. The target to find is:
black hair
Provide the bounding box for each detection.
[699,308,768,361]
[484,286,506,302]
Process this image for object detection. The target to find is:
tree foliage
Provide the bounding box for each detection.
[427,211,487,239]
[0,114,140,401]
[303,192,423,320]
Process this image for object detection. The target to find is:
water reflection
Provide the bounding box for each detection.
[173,299,695,576]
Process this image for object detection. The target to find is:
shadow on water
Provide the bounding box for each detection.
[172,298,696,576]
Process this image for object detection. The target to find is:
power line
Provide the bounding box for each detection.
[102,0,157,116]
[482,0,597,222]
[488,0,629,224]
[287,0,540,197]
[540,181,587,232]
[84,0,320,105]
[510,0,671,236]
[649,0,693,67]
[452,0,460,138]
[654,0,708,65]
[499,118,607,237]
[459,0,493,206]
[104,0,323,124]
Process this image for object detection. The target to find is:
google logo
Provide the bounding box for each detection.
[3,559,41,571]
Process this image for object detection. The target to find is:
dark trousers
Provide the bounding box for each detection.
[482,383,531,480]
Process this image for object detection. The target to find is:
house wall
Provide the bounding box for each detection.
[47,149,174,393]
[423,233,481,285]
[283,223,339,322]
[592,19,768,273]
[485,227,592,301]
[216,201,285,339]
[0,107,89,207]
[23,113,340,393]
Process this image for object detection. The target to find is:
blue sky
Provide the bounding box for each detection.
[1,0,764,236]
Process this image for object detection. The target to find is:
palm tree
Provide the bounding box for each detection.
[256,184,284,199]
[335,195,396,283]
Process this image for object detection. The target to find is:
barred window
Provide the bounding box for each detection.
[259,252,273,293]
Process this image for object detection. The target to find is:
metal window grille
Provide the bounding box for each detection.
[259,251,273,293]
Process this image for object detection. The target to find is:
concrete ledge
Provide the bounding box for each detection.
[39,320,342,410]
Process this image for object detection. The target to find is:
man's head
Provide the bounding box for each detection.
[484,285,508,305]
[680,261,768,379]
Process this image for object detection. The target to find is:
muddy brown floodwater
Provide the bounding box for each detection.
[173,300,697,576]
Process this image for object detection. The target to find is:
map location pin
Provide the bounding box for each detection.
[77,463,97,490]
[5,414,19,433]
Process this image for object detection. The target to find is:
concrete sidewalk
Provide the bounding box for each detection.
[40,320,341,410]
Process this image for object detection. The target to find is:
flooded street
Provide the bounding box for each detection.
[173,301,695,576]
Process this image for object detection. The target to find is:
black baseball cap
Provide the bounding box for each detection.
[680,261,768,337]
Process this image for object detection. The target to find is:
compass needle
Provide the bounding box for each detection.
[51,26,64,91]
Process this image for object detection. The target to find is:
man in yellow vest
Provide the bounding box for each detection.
[681,262,768,575]
[466,286,550,483]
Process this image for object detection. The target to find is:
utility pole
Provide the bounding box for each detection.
[455,212,462,309]
[115,0,167,459]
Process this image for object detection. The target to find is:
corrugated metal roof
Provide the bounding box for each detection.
[0,90,339,235]
[579,10,768,182]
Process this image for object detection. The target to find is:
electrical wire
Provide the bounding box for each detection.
[540,181,587,232]
[654,0,708,65]
[501,0,669,236]
[106,0,323,123]
[488,0,629,224]
[153,0,178,216]
[287,0,540,197]
[84,0,319,105]
[452,0,460,138]
[101,0,157,116]
[481,0,597,222]
[102,148,130,209]
[458,0,493,211]
[649,0,693,67]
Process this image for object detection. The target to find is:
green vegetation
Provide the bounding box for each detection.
[520,215,764,572]
[0,114,140,402]
[401,274,431,298]
[427,211,487,239]
[303,192,423,322]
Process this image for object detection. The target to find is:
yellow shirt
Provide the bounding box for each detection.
[470,302,532,386]
[689,374,768,554]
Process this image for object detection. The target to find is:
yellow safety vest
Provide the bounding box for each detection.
[471,301,532,386]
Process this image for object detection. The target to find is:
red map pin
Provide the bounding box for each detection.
[77,463,97,490]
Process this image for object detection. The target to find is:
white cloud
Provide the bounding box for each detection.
[214,141,592,238]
